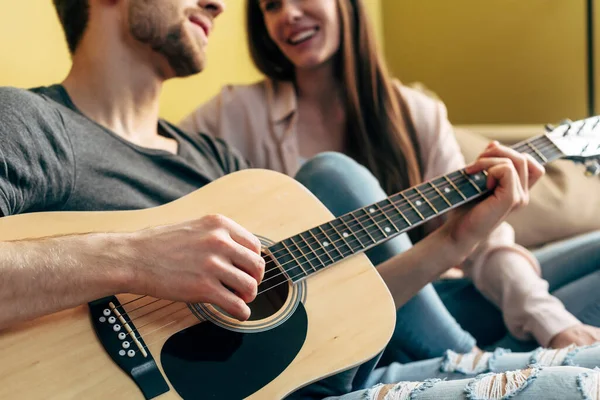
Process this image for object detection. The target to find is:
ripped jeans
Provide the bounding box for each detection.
[323,344,600,399]
[291,152,600,399]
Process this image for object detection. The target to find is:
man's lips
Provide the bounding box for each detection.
[189,14,211,38]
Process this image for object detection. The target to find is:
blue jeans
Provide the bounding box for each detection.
[434,230,600,352]
[289,152,600,399]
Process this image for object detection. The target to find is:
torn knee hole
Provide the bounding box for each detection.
[530,344,577,367]
[466,367,538,400]
[577,368,600,400]
[442,348,495,375]
[368,380,438,400]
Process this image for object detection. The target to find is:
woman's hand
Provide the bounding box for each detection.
[550,324,600,348]
[441,141,545,257]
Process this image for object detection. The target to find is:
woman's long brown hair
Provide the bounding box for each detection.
[246,0,422,196]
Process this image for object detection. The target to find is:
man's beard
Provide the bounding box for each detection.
[128,1,204,77]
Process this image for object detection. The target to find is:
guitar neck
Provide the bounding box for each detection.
[268,134,564,282]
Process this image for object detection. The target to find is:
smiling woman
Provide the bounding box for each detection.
[0,0,383,123]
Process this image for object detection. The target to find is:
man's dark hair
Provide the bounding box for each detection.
[52,0,90,54]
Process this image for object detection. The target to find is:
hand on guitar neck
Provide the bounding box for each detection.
[443,141,544,253]
[377,141,544,309]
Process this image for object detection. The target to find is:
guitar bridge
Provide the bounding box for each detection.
[89,296,170,400]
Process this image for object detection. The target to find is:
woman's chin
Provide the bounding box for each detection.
[292,57,330,72]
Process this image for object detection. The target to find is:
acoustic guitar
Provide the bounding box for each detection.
[0,119,598,399]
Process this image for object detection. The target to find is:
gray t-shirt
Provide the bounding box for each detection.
[0,85,248,216]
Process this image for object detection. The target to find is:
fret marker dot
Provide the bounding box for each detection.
[474,174,481,181]
[385,227,392,233]
[343,232,350,238]
[415,200,422,206]
[323,241,330,247]
[369,208,375,213]
[444,188,451,193]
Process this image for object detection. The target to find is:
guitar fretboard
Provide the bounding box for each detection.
[266,134,564,284]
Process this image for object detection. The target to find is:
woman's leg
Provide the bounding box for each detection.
[534,231,600,327]
[435,231,600,350]
[325,366,596,400]
[291,152,475,397]
[533,230,600,292]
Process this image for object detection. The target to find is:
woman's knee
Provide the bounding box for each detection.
[295,152,381,191]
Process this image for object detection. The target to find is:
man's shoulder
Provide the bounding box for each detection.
[0,85,71,149]
[0,86,42,108]
[0,85,63,121]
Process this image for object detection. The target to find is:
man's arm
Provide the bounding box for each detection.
[0,234,130,329]
[0,215,265,330]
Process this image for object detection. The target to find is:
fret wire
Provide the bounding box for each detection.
[387,198,412,226]
[400,192,424,219]
[267,177,495,282]
[375,202,399,233]
[363,207,388,237]
[329,221,355,254]
[289,235,318,273]
[317,225,343,259]
[443,175,467,200]
[414,186,439,213]
[299,232,327,271]
[340,216,366,249]
[526,141,548,163]
[593,117,600,130]
[350,213,376,243]
[280,240,308,276]
[460,170,482,193]
[307,230,334,264]
[280,172,485,263]
[543,137,566,160]
[429,181,451,206]
[532,136,563,160]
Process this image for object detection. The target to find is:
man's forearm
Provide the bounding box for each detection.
[0,234,133,330]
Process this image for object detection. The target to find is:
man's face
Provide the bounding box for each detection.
[127,0,224,77]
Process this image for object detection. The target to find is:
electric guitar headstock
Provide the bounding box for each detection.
[545,117,600,176]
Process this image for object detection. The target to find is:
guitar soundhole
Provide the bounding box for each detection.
[246,252,289,321]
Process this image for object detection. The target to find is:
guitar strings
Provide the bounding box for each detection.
[256,137,563,288]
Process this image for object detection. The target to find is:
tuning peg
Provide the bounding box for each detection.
[545,119,573,132]
[585,161,600,177]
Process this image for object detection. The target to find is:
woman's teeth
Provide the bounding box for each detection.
[289,28,317,45]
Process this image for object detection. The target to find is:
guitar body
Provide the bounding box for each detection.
[0,169,396,399]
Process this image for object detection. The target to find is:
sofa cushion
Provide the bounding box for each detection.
[454,127,600,248]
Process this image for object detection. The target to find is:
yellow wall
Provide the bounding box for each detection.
[382,0,589,124]
[0,0,382,123]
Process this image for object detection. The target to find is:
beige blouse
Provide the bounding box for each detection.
[180,79,580,347]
